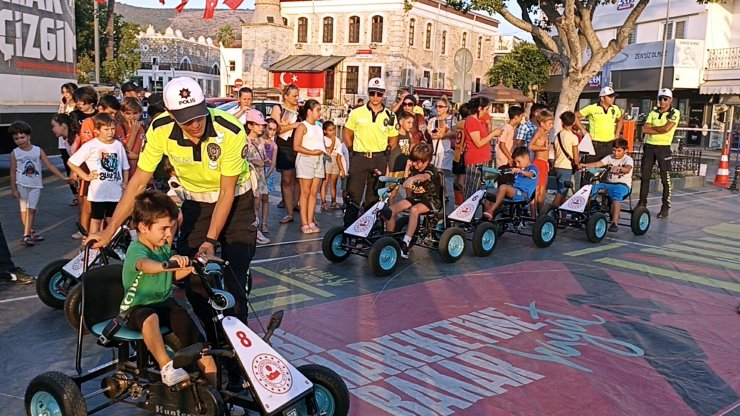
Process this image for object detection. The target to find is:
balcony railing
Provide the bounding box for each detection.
[140,62,218,75]
[706,47,740,70]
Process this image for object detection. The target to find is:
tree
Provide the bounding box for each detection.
[449,0,649,123]
[104,0,116,61]
[102,22,142,84]
[216,25,236,48]
[486,42,551,98]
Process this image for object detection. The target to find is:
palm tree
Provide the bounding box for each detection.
[216,25,236,48]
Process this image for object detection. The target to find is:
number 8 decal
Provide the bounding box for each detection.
[236,330,252,347]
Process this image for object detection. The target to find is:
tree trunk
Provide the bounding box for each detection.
[104,0,115,62]
[552,74,589,135]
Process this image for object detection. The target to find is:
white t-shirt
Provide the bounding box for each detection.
[600,154,634,187]
[554,130,580,170]
[427,115,456,171]
[227,106,248,125]
[14,146,43,188]
[300,121,325,152]
[69,138,130,202]
[324,135,342,157]
[339,142,350,174]
[496,124,515,168]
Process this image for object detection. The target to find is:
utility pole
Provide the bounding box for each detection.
[658,0,672,89]
[93,0,100,83]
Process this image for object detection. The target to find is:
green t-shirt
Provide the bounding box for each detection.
[119,240,174,314]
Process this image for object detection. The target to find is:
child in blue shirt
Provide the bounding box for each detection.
[482,146,538,219]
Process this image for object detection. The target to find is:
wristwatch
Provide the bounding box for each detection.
[204,237,219,247]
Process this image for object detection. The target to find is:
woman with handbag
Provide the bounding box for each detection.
[552,111,581,207]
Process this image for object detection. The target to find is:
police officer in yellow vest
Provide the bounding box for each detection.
[639,88,679,219]
[342,77,399,226]
[88,77,256,342]
[576,86,624,163]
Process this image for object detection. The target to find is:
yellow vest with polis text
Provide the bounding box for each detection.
[138,108,250,193]
[344,104,399,153]
[579,103,622,142]
[644,107,680,146]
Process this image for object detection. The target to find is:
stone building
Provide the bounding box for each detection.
[136,26,222,97]
[236,0,500,106]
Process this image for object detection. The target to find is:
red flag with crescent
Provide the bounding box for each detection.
[175,0,189,13]
[223,0,244,10]
[203,0,218,19]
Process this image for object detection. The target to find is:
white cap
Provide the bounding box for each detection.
[163,77,208,124]
[367,77,386,92]
[658,88,673,98]
[599,86,616,97]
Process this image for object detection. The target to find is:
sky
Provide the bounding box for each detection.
[116,0,533,40]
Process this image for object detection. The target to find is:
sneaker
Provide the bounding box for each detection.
[400,241,410,259]
[31,230,44,241]
[657,207,669,219]
[0,267,35,285]
[71,231,84,240]
[608,223,619,232]
[161,360,189,386]
[256,231,270,245]
[22,235,35,247]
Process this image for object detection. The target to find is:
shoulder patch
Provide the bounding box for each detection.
[215,115,242,135]
[151,115,174,130]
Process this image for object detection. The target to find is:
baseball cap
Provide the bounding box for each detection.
[368,77,386,92]
[599,86,616,97]
[246,109,267,125]
[657,88,673,98]
[163,77,208,124]
[121,81,142,94]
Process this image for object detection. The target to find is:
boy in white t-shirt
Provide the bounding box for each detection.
[9,121,72,246]
[552,111,581,207]
[578,139,633,232]
[496,106,524,168]
[68,113,130,235]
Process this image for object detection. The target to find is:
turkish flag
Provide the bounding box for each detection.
[95,0,105,4]
[273,72,325,89]
[203,0,218,19]
[175,0,189,13]
[223,0,244,10]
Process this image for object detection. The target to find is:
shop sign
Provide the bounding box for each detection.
[617,0,636,11]
[307,88,321,97]
[356,49,373,59]
[588,74,601,88]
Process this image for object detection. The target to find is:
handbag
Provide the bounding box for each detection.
[556,132,578,174]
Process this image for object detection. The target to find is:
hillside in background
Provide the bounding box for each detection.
[116,4,253,41]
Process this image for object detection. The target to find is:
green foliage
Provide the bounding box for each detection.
[75,1,141,84]
[486,42,550,96]
[403,0,416,13]
[216,25,236,48]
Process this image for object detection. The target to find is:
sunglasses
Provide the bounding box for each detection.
[658,96,671,101]
[436,105,447,108]
[369,91,384,97]
[403,102,414,106]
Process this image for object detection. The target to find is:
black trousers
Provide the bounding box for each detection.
[343,153,388,227]
[0,221,16,274]
[177,192,257,344]
[587,140,615,163]
[639,144,672,208]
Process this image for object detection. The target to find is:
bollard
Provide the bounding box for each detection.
[730,166,740,191]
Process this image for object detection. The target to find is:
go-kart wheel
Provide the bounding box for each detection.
[322,226,351,263]
[630,206,651,236]
[25,371,87,416]
[586,213,608,243]
[493,209,507,236]
[36,259,73,309]
[297,364,350,416]
[472,222,497,257]
[532,215,557,248]
[439,227,466,263]
[368,237,400,277]
[542,203,558,219]
[63,284,87,333]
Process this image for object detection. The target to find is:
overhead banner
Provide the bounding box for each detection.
[0,0,76,78]
[601,39,704,72]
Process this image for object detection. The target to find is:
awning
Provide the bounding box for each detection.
[699,80,740,95]
[269,55,344,73]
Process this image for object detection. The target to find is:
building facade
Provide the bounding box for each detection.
[239,0,500,107]
[136,26,222,98]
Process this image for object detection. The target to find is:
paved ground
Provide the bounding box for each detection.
[0,155,738,415]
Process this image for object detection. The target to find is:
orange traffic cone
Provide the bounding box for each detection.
[713,132,732,187]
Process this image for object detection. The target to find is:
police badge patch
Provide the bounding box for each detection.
[207,143,221,169]
[241,144,249,159]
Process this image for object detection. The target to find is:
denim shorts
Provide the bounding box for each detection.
[554,168,574,196]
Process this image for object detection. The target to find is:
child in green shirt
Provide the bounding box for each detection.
[120,190,216,386]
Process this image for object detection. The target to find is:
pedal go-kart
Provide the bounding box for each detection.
[543,167,651,243]
[323,176,466,277]
[36,224,131,310]
[25,255,350,416]
[457,166,557,249]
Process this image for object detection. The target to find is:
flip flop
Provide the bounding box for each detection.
[308,223,321,234]
[279,215,294,224]
[300,225,312,234]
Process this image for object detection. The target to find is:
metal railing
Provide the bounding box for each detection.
[630,149,703,176]
[706,47,740,70]
[139,62,218,74]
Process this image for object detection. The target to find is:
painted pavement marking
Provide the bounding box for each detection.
[640,248,740,271]
[250,294,314,313]
[563,242,627,257]
[700,237,740,248]
[681,240,740,254]
[250,285,291,298]
[703,224,740,240]
[660,244,740,262]
[251,266,335,298]
[595,258,740,293]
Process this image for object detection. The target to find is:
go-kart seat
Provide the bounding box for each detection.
[81,264,169,341]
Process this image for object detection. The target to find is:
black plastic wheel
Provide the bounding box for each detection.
[63,284,86,333]
[630,206,651,236]
[297,364,350,416]
[532,215,557,248]
[322,226,351,263]
[472,222,497,257]
[492,209,507,236]
[36,259,74,309]
[25,371,87,416]
[586,213,608,243]
[439,227,466,263]
[368,237,400,277]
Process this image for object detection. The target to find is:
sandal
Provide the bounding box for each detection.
[279,215,294,224]
[329,202,340,210]
[308,223,321,234]
[260,224,269,234]
[69,199,78,206]
[300,225,312,234]
[320,203,329,212]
